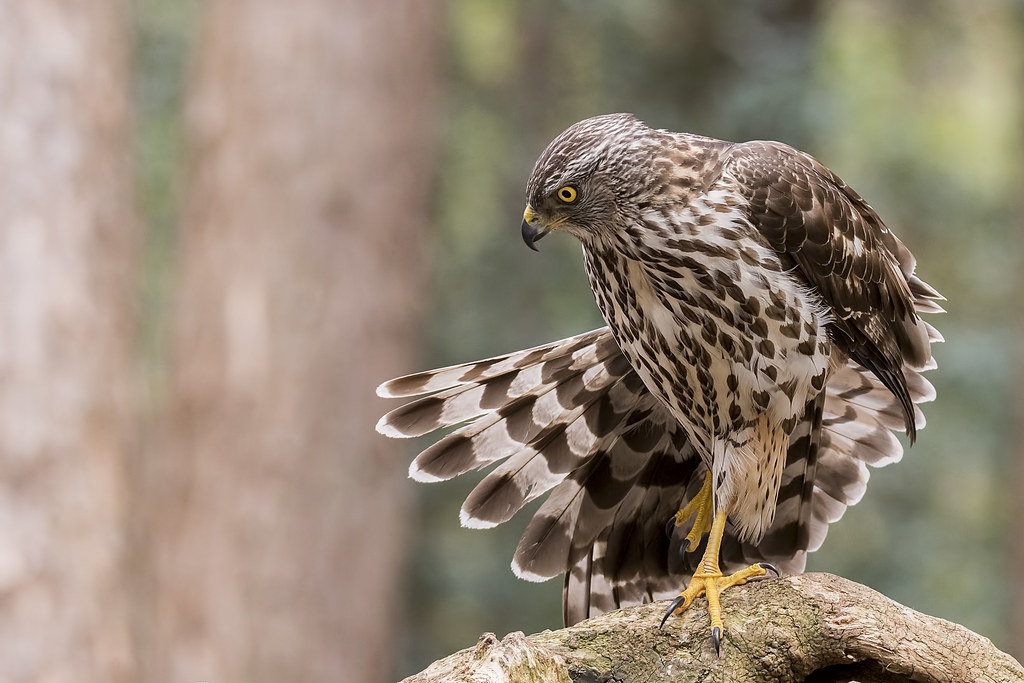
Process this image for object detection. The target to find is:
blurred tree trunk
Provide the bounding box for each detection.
[0,2,137,682]
[1014,186,1024,662]
[148,2,441,682]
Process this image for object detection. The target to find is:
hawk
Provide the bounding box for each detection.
[377,113,942,651]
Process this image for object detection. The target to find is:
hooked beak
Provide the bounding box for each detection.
[521,205,551,251]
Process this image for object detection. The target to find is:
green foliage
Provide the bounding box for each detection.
[134,0,196,392]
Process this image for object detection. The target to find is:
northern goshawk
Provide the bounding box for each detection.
[377,113,942,651]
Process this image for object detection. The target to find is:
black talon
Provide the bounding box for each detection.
[761,562,780,577]
[660,595,687,629]
[712,626,722,655]
[664,515,677,540]
[746,562,780,582]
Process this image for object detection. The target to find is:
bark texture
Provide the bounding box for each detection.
[0,2,136,681]
[405,574,1023,683]
[149,1,441,682]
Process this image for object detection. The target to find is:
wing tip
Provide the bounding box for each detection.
[511,559,552,583]
[459,507,499,530]
[409,460,446,483]
[376,373,438,399]
[375,416,402,437]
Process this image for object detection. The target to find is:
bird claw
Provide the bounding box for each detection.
[747,562,780,581]
[659,594,688,629]
[663,595,726,655]
[664,515,676,540]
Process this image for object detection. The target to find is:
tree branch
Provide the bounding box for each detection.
[403,573,1022,683]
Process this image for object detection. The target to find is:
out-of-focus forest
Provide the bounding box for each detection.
[0,1,1019,682]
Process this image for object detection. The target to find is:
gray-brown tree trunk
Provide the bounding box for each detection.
[147,1,441,681]
[0,2,137,681]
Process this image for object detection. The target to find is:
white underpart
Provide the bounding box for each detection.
[585,183,832,538]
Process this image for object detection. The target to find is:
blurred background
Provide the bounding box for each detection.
[0,0,1020,681]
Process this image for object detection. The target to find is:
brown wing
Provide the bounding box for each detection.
[725,141,940,441]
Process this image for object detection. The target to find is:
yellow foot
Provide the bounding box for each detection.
[660,505,780,653]
[659,562,778,652]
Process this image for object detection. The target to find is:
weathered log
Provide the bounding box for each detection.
[403,573,1022,682]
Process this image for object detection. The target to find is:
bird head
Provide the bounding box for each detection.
[521,113,661,250]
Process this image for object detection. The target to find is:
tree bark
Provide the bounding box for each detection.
[404,574,1023,683]
[0,2,137,681]
[149,1,441,682]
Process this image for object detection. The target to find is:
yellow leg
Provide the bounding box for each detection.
[662,505,777,653]
[673,471,714,552]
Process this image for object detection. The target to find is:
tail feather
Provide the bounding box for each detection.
[376,329,608,399]
[563,437,701,625]
[377,330,620,437]
[908,274,946,316]
[410,348,628,482]
[513,405,672,582]
[460,370,647,529]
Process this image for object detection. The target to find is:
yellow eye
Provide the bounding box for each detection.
[556,186,578,203]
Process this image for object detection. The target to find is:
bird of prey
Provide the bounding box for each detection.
[377,113,942,652]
